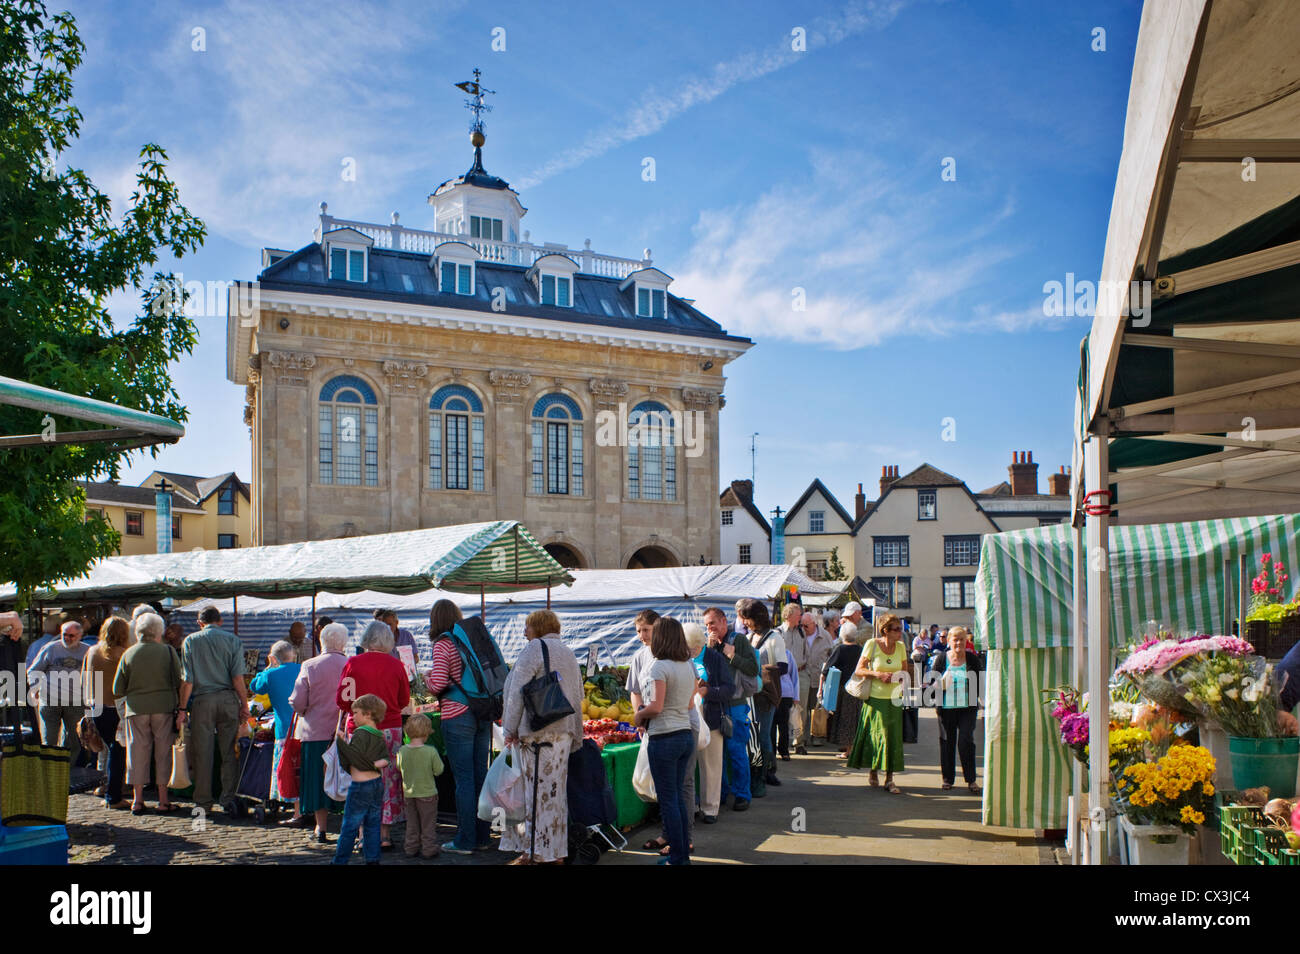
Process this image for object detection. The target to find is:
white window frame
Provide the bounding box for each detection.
[540,273,572,308]
[944,535,981,567]
[626,401,677,502]
[918,489,937,521]
[873,536,910,567]
[721,509,734,526]
[943,577,977,610]
[738,543,752,564]
[809,510,825,533]
[328,246,368,283]
[636,286,666,318]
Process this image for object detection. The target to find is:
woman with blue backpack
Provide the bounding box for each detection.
[425,598,508,856]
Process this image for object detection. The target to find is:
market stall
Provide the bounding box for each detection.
[1069,0,1300,863]
[978,513,1300,835]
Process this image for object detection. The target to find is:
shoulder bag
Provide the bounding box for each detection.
[521,639,575,732]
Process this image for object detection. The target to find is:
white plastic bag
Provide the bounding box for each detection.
[690,696,710,751]
[322,739,351,802]
[632,739,656,802]
[477,745,526,823]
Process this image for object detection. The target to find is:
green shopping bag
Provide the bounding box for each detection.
[1,726,71,827]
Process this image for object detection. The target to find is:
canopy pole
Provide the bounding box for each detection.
[480,584,485,619]
[233,593,239,637]
[1084,428,1112,865]
[1070,523,1086,866]
[311,589,319,655]
[547,578,552,610]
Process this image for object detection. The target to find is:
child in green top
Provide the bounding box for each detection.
[397,713,445,858]
[332,694,390,865]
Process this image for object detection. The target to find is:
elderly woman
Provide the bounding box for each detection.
[824,619,864,758]
[83,616,132,809]
[931,626,983,793]
[336,620,410,849]
[501,609,583,864]
[249,640,303,822]
[290,621,349,843]
[848,613,909,792]
[112,612,181,815]
[687,621,731,826]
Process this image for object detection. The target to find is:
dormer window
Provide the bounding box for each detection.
[637,287,665,318]
[321,227,374,285]
[330,247,367,282]
[541,274,571,307]
[470,216,503,241]
[620,266,673,321]
[432,242,479,297]
[527,253,579,310]
[441,262,474,295]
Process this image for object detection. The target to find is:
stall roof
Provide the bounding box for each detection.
[0,374,185,451]
[171,563,840,663]
[1076,0,1300,524]
[0,521,572,603]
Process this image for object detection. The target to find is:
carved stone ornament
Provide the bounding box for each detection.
[587,378,629,408]
[248,353,262,371]
[343,357,356,367]
[382,360,429,389]
[682,388,721,408]
[247,369,261,386]
[263,350,316,386]
[489,369,532,405]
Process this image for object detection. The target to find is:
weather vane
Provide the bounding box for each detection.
[455,68,495,147]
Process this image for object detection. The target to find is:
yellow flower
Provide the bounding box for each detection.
[1202,782,1214,796]
[1180,805,1205,826]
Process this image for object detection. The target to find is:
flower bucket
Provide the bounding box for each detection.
[1227,735,1300,798]
[1117,814,1190,865]
[1198,722,1236,791]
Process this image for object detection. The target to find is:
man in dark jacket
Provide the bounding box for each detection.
[0,611,25,729]
[705,606,757,811]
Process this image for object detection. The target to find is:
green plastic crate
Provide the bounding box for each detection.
[1282,848,1300,865]
[1253,825,1291,865]
[1219,804,1264,864]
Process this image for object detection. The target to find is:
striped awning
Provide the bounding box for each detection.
[0,521,572,603]
[977,513,1300,830]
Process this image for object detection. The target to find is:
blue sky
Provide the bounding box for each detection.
[62,0,1142,520]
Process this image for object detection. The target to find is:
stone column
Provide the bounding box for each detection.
[590,377,629,568]
[489,370,531,522]
[683,387,723,565]
[383,360,428,532]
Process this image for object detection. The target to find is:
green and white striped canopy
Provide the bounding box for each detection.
[977,513,1300,830]
[0,521,572,603]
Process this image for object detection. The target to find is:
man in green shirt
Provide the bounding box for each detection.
[179,607,249,813]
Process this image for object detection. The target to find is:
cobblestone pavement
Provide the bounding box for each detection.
[66,710,1054,865]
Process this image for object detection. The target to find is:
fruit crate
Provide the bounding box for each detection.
[1252,825,1293,865]
[1219,803,1264,865]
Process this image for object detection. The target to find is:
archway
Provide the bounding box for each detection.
[544,542,586,570]
[626,545,679,570]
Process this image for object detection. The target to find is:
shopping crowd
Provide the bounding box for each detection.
[0,595,984,866]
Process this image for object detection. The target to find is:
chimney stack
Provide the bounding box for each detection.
[879,465,899,498]
[855,483,866,521]
[1008,450,1039,496]
[1046,465,1070,496]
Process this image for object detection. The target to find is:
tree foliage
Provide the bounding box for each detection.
[0,0,205,606]
[826,547,846,581]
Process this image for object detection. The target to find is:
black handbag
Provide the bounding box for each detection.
[521,639,575,731]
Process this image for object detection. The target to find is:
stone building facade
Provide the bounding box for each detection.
[227,143,751,568]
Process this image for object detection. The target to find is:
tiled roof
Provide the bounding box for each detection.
[980,481,1012,496]
[258,245,749,345]
[720,480,771,535]
[786,478,854,529]
[888,463,965,488]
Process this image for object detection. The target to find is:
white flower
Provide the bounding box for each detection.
[1226,688,1240,701]
[1219,673,1236,685]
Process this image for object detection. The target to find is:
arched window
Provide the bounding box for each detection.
[627,400,676,501]
[530,394,583,496]
[318,375,379,486]
[429,385,485,491]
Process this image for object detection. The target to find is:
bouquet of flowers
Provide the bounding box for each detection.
[1108,726,1152,782]
[1247,553,1299,620]
[1178,652,1295,738]
[1044,686,1089,765]
[1114,634,1255,722]
[1114,744,1216,835]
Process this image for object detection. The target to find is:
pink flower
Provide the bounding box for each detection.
[1270,588,1280,596]
[1264,554,1272,563]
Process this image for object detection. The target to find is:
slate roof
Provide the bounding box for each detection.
[435,147,512,192]
[785,478,855,530]
[79,481,206,513]
[145,471,249,505]
[258,245,749,345]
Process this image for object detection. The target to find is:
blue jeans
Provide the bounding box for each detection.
[647,729,694,865]
[442,712,491,848]
[332,777,383,864]
[721,703,751,801]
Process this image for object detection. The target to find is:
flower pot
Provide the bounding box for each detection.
[1227,735,1300,798]
[1198,722,1235,792]
[1117,814,1190,865]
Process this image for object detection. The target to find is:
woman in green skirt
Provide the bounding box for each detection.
[847,613,907,792]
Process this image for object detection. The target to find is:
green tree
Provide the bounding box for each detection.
[0,1,205,606]
[826,547,846,580]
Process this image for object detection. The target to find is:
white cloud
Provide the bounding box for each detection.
[515,1,908,190]
[669,148,1024,348]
